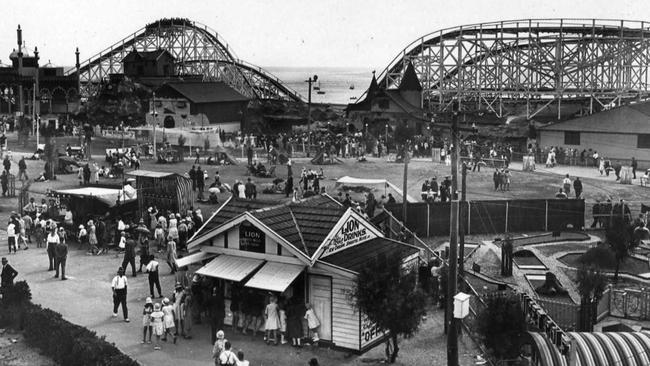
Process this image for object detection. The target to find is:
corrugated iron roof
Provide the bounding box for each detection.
[162,81,250,104]
[539,102,650,134]
[322,237,419,273]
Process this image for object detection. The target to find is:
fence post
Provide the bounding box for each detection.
[545,200,549,231]
[467,201,471,235]
[426,204,430,237]
[505,201,509,233]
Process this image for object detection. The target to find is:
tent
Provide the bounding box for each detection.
[335,176,418,203]
[50,186,138,224]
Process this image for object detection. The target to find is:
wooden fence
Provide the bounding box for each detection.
[385,199,585,237]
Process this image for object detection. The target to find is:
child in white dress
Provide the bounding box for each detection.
[304,302,321,344]
[150,303,165,350]
[161,298,177,344]
[279,300,287,345]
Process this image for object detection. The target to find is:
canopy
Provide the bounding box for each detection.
[195,255,264,282]
[175,251,217,268]
[244,262,305,293]
[54,187,136,207]
[335,176,418,203]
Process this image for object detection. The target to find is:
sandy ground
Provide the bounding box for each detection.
[1,133,649,365]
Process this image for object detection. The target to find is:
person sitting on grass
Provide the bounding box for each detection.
[555,188,568,199]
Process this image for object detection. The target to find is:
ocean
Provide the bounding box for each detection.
[265,66,373,105]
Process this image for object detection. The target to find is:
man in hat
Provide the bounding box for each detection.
[1,257,18,291]
[111,267,129,322]
[121,236,137,277]
[54,231,68,280]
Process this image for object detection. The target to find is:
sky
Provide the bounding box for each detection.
[1,0,649,70]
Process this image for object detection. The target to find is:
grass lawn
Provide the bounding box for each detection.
[513,255,545,267]
[559,252,650,275]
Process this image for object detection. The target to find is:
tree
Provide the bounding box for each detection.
[576,246,612,330]
[476,294,526,361]
[606,215,633,281]
[349,253,427,363]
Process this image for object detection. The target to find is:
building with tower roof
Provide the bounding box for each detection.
[0,25,79,118]
[346,62,427,133]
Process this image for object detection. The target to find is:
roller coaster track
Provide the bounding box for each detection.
[65,18,304,103]
[357,19,650,119]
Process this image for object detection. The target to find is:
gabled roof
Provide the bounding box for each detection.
[251,195,345,256]
[382,90,424,115]
[159,81,250,104]
[346,72,380,112]
[123,49,174,62]
[195,196,284,238]
[321,237,420,273]
[398,62,422,92]
[539,101,650,134]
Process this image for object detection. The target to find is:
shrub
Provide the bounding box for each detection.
[0,282,138,366]
[2,280,32,305]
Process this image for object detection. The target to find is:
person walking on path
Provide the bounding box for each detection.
[573,177,583,199]
[1,257,18,292]
[46,227,59,270]
[111,267,129,322]
[7,220,16,254]
[146,254,163,298]
[166,236,178,274]
[562,174,572,195]
[632,157,638,179]
[17,157,27,181]
[54,234,68,280]
[121,237,137,277]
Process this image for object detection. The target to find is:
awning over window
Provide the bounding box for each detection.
[196,255,264,282]
[175,251,217,268]
[244,262,305,293]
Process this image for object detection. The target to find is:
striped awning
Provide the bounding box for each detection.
[528,331,650,366]
[244,262,305,293]
[175,251,217,268]
[195,255,264,282]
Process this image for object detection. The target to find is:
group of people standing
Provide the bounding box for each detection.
[420,176,454,202]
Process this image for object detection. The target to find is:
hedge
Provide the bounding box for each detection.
[1,281,139,366]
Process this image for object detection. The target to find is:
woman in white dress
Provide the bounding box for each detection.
[161,298,177,343]
[264,295,280,345]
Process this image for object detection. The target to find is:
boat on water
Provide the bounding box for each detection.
[317,90,326,95]
[349,84,355,90]
[349,96,357,100]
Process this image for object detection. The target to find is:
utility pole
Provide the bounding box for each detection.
[446,103,460,366]
[152,92,157,161]
[305,75,317,157]
[402,142,409,225]
[459,163,467,278]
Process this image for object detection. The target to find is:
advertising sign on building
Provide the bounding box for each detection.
[321,215,377,258]
[239,221,265,253]
[360,314,384,348]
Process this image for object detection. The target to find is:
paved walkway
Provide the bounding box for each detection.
[6,242,482,366]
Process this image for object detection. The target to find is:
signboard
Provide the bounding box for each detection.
[321,215,377,258]
[239,222,265,253]
[360,314,384,348]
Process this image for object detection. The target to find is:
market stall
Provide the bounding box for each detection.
[48,186,138,225]
[126,170,194,216]
[186,194,420,353]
